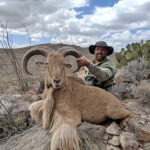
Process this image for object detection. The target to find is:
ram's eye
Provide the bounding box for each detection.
[36,61,45,66]
[64,63,72,68]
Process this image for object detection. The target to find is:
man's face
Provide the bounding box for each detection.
[94,46,108,61]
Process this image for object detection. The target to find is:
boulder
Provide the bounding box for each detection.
[119,132,138,150]
[106,122,120,136]
[108,136,120,146]
[106,145,120,150]
[0,96,30,116]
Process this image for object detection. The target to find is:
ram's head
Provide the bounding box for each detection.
[22,46,82,89]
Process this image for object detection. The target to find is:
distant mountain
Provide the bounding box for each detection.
[0,43,118,72]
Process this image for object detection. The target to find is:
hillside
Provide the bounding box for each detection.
[0,43,117,72]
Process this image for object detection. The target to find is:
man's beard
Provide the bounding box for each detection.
[96,54,106,61]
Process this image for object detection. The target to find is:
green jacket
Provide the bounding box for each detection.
[84,58,116,89]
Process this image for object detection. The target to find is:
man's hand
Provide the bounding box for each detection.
[76,56,90,67]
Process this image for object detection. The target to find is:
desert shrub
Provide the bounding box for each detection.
[0,114,34,141]
[143,89,150,105]
[112,58,149,100]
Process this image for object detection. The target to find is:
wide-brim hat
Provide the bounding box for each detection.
[89,41,114,55]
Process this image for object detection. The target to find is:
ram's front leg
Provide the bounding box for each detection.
[42,88,47,99]
[29,100,44,123]
[42,87,55,130]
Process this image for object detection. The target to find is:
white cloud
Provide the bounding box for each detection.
[0,0,150,52]
[0,1,6,6]
[103,29,150,51]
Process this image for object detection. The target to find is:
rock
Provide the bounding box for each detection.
[143,143,150,150]
[78,122,106,139]
[0,122,107,150]
[108,136,120,146]
[108,134,113,139]
[4,87,21,95]
[106,122,120,136]
[139,120,145,125]
[0,124,51,150]
[103,133,109,140]
[106,145,120,150]
[0,96,31,133]
[0,96,30,116]
[119,132,138,150]
[78,122,106,150]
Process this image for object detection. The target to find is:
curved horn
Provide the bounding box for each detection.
[59,47,83,73]
[58,46,83,57]
[22,46,53,75]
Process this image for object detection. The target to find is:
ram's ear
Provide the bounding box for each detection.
[36,61,47,66]
[64,63,72,68]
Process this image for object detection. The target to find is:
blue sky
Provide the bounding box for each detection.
[75,0,119,18]
[0,0,150,51]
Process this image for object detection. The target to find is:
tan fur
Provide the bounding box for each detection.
[29,100,43,122]
[76,66,87,79]
[42,88,54,129]
[50,111,80,150]
[30,53,133,150]
[25,90,37,95]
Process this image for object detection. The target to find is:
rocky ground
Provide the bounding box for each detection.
[0,94,150,150]
[0,44,150,150]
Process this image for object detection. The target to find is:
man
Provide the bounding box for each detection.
[76,41,116,92]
